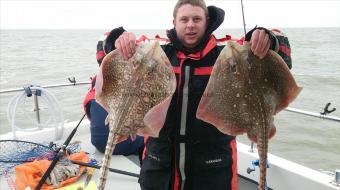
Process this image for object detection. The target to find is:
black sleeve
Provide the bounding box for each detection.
[272,30,292,69]
[103,27,126,54]
[245,26,292,69]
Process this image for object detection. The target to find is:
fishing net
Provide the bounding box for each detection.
[0,140,55,175]
[0,140,81,175]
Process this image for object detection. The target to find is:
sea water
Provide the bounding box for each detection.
[0,28,339,172]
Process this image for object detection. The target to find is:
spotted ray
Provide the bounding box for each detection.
[196,41,302,190]
[95,41,176,190]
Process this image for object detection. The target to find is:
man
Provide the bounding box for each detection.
[100,0,291,189]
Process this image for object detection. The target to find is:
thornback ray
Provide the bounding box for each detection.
[196,41,302,190]
[95,41,176,190]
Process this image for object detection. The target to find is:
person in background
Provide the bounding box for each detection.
[83,30,145,161]
[98,0,291,189]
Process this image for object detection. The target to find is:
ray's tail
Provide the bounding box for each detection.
[97,121,118,190]
[257,124,269,190]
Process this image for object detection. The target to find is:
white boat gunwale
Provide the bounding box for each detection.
[1,120,339,190]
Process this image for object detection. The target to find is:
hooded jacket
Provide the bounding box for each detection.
[99,5,291,190]
[139,6,239,190]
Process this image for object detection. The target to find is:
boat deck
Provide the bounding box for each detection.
[0,122,141,189]
[0,120,338,190]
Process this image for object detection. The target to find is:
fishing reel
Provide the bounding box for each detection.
[247,159,270,190]
[246,159,270,174]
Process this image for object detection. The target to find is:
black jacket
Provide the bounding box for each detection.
[102,5,291,190]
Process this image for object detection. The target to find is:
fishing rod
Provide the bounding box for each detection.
[35,113,87,190]
[70,160,140,178]
[0,77,90,94]
[240,0,247,36]
[239,0,257,152]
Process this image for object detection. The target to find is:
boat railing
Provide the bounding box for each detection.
[0,77,91,94]
[1,78,340,188]
[0,78,339,138]
[0,77,90,140]
[285,106,340,122]
[1,78,339,124]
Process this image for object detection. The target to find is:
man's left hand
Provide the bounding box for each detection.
[249,29,271,59]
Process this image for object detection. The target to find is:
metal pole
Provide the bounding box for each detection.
[33,93,41,125]
[284,107,340,123]
[0,81,90,94]
[248,106,340,151]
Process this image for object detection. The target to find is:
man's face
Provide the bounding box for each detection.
[174,4,207,49]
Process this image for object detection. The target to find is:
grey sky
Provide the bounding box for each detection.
[1,0,340,29]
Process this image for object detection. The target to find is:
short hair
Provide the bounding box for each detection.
[173,0,209,19]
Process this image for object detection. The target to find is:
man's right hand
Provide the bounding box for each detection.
[114,31,137,60]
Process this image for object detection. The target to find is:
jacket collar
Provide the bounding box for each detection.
[176,36,217,60]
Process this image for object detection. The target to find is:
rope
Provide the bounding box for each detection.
[6,86,64,140]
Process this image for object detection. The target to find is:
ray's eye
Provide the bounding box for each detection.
[229,59,237,73]
[246,51,255,66]
[247,58,252,67]
[231,64,237,73]
[245,55,252,65]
